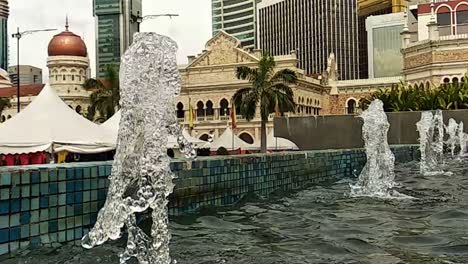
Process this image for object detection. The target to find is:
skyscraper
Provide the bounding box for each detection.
[93,0,142,77]
[0,0,8,70]
[212,0,258,49]
[258,0,360,80]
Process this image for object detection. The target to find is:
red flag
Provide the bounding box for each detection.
[230,99,237,129]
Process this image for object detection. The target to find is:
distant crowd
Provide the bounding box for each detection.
[0,150,115,167]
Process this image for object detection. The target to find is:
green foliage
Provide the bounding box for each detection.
[85,64,120,122]
[233,51,298,153]
[361,76,468,112]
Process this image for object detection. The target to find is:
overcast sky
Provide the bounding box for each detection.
[8,0,212,79]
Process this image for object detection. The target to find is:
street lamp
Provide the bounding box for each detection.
[11,28,56,113]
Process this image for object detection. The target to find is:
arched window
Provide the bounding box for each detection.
[462,77,466,83]
[7,115,11,119]
[196,101,205,117]
[72,75,75,81]
[347,99,356,114]
[206,100,214,116]
[425,81,430,89]
[199,134,210,142]
[75,105,82,114]
[55,75,58,81]
[1,115,5,122]
[176,102,184,119]
[443,77,450,84]
[453,77,459,84]
[239,133,254,144]
[220,99,229,116]
[63,75,66,81]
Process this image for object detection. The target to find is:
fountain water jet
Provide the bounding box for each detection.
[446,118,459,157]
[350,100,396,197]
[458,122,466,157]
[81,33,196,264]
[416,111,450,176]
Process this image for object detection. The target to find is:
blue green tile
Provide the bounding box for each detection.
[21,186,30,198]
[49,195,58,207]
[0,189,9,200]
[10,199,20,213]
[40,196,48,208]
[40,183,49,195]
[31,171,40,184]
[49,169,58,182]
[31,198,39,210]
[40,222,48,234]
[58,194,66,205]
[49,207,58,219]
[0,216,8,229]
[11,187,20,199]
[20,225,29,239]
[58,182,66,194]
[58,231,66,242]
[9,213,20,226]
[9,227,20,241]
[21,172,30,184]
[39,209,49,221]
[58,219,66,231]
[58,206,66,218]
[30,210,39,223]
[11,172,20,185]
[58,169,66,181]
[30,224,39,236]
[0,173,11,186]
[49,183,58,194]
[31,184,40,197]
[90,167,98,178]
[19,212,30,225]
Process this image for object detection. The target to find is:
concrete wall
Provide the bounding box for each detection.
[0,146,418,255]
[274,110,468,150]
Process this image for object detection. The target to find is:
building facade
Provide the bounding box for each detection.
[178,31,327,145]
[0,0,8,70]
[366,13,405,78]
[402,0,468,86]
[257,0,360,80]
[0,22,92,121]
[212,0,258,49]
[7,65,43,86]
[93,0,142,77]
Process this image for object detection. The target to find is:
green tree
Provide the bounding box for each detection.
[233,52,297,153]
[84,64,120,122]
[0,97,11,121]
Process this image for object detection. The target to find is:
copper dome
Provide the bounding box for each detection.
[47,23,87,57]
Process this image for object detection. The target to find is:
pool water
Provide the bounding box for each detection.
[1,159,467,264]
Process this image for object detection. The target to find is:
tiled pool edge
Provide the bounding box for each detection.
[0,145,419,255]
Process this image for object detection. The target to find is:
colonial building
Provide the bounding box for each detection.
[0,20,91,120]
[402,0,468,86]
[177,31,327,144]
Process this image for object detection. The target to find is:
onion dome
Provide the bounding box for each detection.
[47,18,87,57]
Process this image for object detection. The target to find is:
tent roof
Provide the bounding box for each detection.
[265,130,299,150]
[0,84,115,154]
[102,110,209,149]
[210,127,257,151]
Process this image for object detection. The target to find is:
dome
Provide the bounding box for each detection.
[47,21,87,57]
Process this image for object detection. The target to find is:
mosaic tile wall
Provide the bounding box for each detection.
[0,146,419,255]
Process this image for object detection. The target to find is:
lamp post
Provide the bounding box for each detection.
[11,28,56,113]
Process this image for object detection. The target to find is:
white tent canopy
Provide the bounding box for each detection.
[0,84,115,154]
[102,110,209,149]
[210,127,257,151]
[264,130,299,150]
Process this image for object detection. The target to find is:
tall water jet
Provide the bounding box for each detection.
[350,99,396,197]
[81,33,196,264]
[416,111,448,175]
[458,122,466,157]
[446,118,459,157]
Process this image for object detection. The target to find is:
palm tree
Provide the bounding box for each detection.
[0,97,11,121]
[233,51,297,153]
[84,64,120,122]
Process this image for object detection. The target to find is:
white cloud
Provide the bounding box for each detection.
[8,0,211,79]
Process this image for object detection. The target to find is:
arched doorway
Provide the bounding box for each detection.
[176,102,184,119]
[206,100,214,117]
[75,105,82,114]
[220,99,229,117]
[196,101,205,118]
[239,132,254,144]
[347,99,356,114]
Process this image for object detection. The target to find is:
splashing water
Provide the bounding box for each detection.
[350,100,396,197]
[458,122,466,157]
[446,118,459,157]
[416,111,450,176]
[81,33,196,264]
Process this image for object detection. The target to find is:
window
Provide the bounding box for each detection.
[196,101,205,117]
[220,99,229,116]
[206,100,214,116]
[239,133,254,144]
[176,102,184,119]
[347,99,356,114]
[75,105,82,114]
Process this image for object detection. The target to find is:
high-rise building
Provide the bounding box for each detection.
[7,65,43,86]
[357,0,410,78]
[212,0,258,49]
[257,0,360,80]
[93,0,142,77]
[0,0,8,70]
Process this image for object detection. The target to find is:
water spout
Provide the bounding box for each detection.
[81,33,196,264]
[416,111,450,176]
[350,99,396,197]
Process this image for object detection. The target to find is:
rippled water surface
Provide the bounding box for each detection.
[1,159,468,264]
